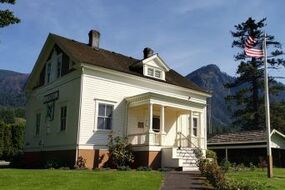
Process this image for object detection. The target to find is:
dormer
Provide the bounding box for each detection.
[130,47,170,81]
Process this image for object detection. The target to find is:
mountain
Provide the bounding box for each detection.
[186,65,235,134]
[186,64,285,135]
[0,69,29,107]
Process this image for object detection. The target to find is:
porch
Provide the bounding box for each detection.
[125,92,207,150]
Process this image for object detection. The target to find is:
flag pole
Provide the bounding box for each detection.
[264,32,273,178]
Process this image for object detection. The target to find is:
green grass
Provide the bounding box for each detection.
[226,168,285,190]
[0,169,163,190]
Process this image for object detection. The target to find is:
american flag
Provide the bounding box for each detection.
[244,36,264,58]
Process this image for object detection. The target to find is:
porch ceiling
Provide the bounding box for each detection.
[125,92,205,110]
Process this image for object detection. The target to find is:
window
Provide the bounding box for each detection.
[35,113,41,136]
[152,117,160,132]
[147,68,154,76]
[57,55,62,78]
[155,70,161,78]
[146,66,163,79]
[97,103,113,130]
[46,62,51,83]
[60,106,67,131]
[193,117,198,136]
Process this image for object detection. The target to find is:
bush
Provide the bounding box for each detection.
[117,166,131,171]
[223,179,265,190]
[249,162,256,171]
[220,159,231,173]
[74,156,87,169]
[206,150,217,160]
[44,160,62,169]
[108,134,134,168]
[136,166,152,171]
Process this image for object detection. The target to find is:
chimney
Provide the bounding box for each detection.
[88,30,100,48]
[143,47,154,59]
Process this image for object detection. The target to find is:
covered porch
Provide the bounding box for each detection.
[125,92,206,150]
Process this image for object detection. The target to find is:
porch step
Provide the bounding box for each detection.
[162,147,200,172]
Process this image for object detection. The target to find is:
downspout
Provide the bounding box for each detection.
[75,67,84,165]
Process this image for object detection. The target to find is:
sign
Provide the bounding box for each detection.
[44,91,59,104]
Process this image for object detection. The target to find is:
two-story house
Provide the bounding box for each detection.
[24,30,211,170]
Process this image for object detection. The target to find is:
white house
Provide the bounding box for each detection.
[24,30,211,170]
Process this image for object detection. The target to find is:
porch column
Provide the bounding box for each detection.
[148,103,153,132]
[160,105,166,145]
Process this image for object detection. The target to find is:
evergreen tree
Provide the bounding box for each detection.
[0,0,20,28]
[226,17,285,131]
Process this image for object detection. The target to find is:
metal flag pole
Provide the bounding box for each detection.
[264,32,273,178]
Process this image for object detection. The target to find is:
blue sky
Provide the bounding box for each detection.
[1,0,285,79]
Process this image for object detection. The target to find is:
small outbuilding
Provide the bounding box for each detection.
[207,129,285,167]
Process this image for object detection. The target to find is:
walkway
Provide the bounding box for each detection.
[161,171,213,190]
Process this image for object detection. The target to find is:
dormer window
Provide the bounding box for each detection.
[155,70,161,78]
[146,66,163,80]
[147,68,154,76]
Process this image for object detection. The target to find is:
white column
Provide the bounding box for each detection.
[148,103,153,132]
[160,105,166,145]
[160,105,165,133]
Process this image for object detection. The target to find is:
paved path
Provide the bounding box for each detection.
[161,171,213,190]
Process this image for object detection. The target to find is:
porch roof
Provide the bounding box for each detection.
[125,92,206,110]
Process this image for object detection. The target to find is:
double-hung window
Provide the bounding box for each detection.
[60,106,67,131]
[35,113,41,136]
[97,103,113,130]
[46,62,51,83]
[192,117,198,137]
[57,54,62,78]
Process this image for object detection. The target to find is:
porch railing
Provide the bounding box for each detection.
[177,132,199,149]
[128,131,161,146]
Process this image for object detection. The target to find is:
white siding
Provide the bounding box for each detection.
[79,67,208,148]
[24,71,81,151]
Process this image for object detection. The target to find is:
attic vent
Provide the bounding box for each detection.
[88,30,100,48]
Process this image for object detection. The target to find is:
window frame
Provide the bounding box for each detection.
[46,61,52,84]
[56,54,62,78]
[60,105,67,132]
[192,116,199,137]
[94,100,116,131]
[146,66,163,80]
[35,113,41,136]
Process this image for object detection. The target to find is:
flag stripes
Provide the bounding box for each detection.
[244,36,264,58]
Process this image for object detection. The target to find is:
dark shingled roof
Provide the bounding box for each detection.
[50,33,208,93]
[208,130,267,144]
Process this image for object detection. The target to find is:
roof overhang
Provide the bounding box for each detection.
[125,92,206,111]
[142,54,170,72]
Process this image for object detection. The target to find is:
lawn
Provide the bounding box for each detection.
[0,169,163,190]
[226,168,285,190]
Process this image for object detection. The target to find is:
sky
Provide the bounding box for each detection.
[1,0,285,79]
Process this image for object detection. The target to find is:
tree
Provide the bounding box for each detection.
[0,0,20,28]
[226,17,285,131]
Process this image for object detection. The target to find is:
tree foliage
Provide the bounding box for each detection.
[226,17,285,131]
[0,0,20,28]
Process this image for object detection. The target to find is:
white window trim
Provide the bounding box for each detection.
[56,53,63,78]
[59,105,68,132]
[57,101,69,134]
[45,61,52,84]
[93,99,116,132]
[35,112,42,137]
[191,113,199,138]
[144,65,165,80]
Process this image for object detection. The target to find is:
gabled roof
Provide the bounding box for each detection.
[49,33,208,94]
[207,129,285,145]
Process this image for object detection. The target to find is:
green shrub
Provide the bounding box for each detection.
[74,156,87,169]
[108,134,134,168]
[223,179,265,190]
[249,162,256,171]
[117,166,131,171]
[137,166,152,171]
[220,159,231,173]
[206,150,217,160]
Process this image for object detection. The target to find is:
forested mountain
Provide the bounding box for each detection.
[0,69,28,107]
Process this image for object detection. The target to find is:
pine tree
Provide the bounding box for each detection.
[0,0,20,28]
[226,17,285,131]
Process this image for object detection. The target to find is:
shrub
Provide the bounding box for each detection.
[249,162,256,171]
[108,134,134,168]
[44,159,62,169]
[223,179,265,190]
[136,166,152,171]
[74,156,87,169]
[117,166,131,171]
[206,149,217,160]
[220,159,231,173]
